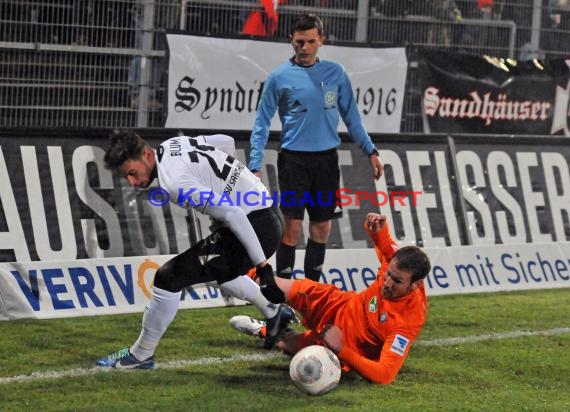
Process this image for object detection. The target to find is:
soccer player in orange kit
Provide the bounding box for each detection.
[231,213,431,384]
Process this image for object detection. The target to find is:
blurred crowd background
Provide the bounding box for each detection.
[1,0,568,131]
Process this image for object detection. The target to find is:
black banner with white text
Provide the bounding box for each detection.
[419,50,570,136]
[0,130,568,263]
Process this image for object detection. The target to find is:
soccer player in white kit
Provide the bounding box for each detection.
[96,130,293,369]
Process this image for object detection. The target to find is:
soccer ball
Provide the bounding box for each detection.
[289,345,342,395]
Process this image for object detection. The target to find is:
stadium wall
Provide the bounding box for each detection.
[0,128,569,319]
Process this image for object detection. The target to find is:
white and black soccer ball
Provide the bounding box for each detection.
[289,345,342,395]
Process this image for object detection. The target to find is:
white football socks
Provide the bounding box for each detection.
[219,275,278,319]
[130,276,279,361]
[130,287,181,361]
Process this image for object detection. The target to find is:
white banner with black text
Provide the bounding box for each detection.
[1,242,569,320]
[165,34,407,133]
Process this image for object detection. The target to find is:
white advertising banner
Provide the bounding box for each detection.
[165,34,407,133]
[0,255,246,320]
[297,242,570,295]
[1,242,569,320]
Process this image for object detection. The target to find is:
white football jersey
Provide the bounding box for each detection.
[155,134,273,264]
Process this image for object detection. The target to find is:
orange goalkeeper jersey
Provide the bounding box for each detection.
[334,224,428,384]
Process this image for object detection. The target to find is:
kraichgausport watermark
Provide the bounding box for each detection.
[147,187,423,207]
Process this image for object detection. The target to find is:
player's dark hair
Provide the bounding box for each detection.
[290,13,324,36]
[393,246,431,283]
[103,129,148,172]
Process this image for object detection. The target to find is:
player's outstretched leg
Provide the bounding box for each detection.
[229,303,297,349]
[229,316,266,338]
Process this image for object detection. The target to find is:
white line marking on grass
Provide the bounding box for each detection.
[414,327,570,347]
[158,351,283,369]
[1,327,569,385]
[0,352,284,384]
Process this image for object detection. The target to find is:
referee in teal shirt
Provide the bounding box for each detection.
[249,13,383,281]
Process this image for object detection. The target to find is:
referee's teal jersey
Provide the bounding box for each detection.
[249,58,376,172]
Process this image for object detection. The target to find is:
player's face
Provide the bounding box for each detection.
[119,147,156,188]
[382,260,418,300]
[291,28,323,67]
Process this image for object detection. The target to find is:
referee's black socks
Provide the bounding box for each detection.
[304,238,326,282]
[276,243,296,279]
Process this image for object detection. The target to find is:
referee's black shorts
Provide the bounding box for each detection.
[277,148,343,222]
